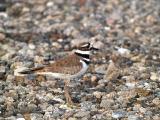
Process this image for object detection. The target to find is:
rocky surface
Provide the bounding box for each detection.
[0,0,160,119]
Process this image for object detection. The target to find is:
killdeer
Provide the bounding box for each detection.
[16,42,98,105]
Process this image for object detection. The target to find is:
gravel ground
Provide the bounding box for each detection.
[0,0,160,120]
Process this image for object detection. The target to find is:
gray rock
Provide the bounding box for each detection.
[95,65,107,74]
[28,103,37,112]
[0,117,4,120]
[0,65,6,79]
[44,106,65,119]
[30,113,44,120]
[68,117,77,120]
[112,110,126,119]
[74,111,90,118]
[128,115,140,120]
[0,33,5,42]
[52,107,65,118]
[4,116,16,120]
[80,101,93,111]
[155,91,160,98]
[0,95,5,104]
[100,98,114,109]
[92,114,105,120]
[18,101,28,113]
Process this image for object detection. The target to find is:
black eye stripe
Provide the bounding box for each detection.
[75,52,89,59]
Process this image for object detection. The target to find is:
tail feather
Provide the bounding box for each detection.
[14,66,45,76]
[18,69,34,74]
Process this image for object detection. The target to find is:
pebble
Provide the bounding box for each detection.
[30,113,44,120]
[152,98,160,105]
[93,91,104,99]
[150,72,159,81]
[100,98,114,109]
[68,117,77,120]
[80,101,93,111]
[0,65,6,79]
[123,76,136,89]
[28,43,36,50]
[74,111,90,118]
[46,1,54,7]
[95,64,107,74]
[104,61,120,81]
[116,47,131,57]
[0,32,5,42]
[0,95,5,104]
[112,110,126,119]
[128,115,140,120]
[17,118,25,120]
[0,0,160,119]
[4,116,16,120]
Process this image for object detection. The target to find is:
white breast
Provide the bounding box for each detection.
[71,60,89,79]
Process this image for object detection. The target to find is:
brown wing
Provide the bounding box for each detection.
[33,54,83,75]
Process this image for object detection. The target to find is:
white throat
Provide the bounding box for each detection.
[75,49,91,55]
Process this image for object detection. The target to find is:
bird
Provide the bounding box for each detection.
[15,42,99,105]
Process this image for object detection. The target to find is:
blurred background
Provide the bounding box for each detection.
[0,0,160,120]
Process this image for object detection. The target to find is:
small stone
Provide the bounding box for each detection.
[135,88,150,97]
[100,98,114,108]
[30,113,43,120]
[152,115,160,120]
[80,101,93,111]
[95,64,107,74]
[45,106,65,118]
[52,42,62,49]
[91,75,97,85]
[46,2,54,7]
[116,47,131,57]
[0,95,5,104]
[33,5,45,13]
[4,116,16,120]
[0,32,5,42]
[74,111,90,118]
[155,91,160,98]
[7,3,23,17]
[146,15,157,24]
[0,65,6,79]
[68,117,77,120]
[104,61,120,81]
[92,114,105,120]
[98,79,108,85]
[17,118,25,120]
[28,103,37,112]
[134,27,142,34]
[28,43,36,50]
[123,76,136,89]
[93,91,103,99]
[152,98,160,106]
[128,115,140,120]
[112,110,126,119]
[150,72,159,81]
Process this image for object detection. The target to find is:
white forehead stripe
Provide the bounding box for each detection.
[81,44,89,47]
[82,57,90,62]
[75,50,90,55]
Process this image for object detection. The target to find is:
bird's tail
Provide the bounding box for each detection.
[14,66,44,76]
[14,67,30,76]
[18,69,34,74]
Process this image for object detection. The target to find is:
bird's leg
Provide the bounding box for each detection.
[64,79,73,105]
